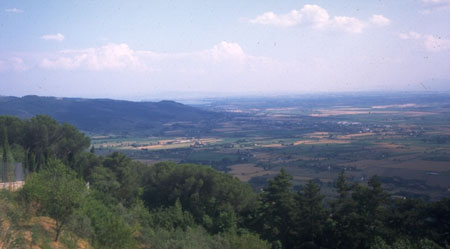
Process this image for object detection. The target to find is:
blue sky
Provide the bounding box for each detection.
[1,0,450,100]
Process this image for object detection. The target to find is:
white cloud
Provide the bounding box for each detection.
[424,35,450,52]
[333,16,366,33]
[0,57,28,72]
[422,0,450,5]
[398,31,423,40]
[250,10,300,27]
[207,41,246,61]
[299,5,330,28]
[370,15,391,26]
[40,33,65,42]
[41,43,143,71]
[39,42,274,73]
[399,31,450,52]
[249,4,388,34]
[421,0,450,13]
[5,8,23,13]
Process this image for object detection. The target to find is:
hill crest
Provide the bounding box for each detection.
[0,95,219,134]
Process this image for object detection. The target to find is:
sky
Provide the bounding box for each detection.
[1,0,450,100]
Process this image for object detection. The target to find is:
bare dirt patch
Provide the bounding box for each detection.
[338,132,375,139]
[261,144,283,148]
[294,139,350,145]
[371,103,419,109]
[310,109,396,117]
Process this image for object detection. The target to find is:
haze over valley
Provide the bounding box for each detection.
[1,1,450,249]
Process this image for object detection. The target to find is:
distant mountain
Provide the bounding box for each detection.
[0,95,220,134]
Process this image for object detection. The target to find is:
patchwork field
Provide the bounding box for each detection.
[93,93,450,200]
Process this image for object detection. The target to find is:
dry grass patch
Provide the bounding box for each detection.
[342,159,450,172]
[338,132,375,139]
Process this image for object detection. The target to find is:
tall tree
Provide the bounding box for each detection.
[21,115,90,173]
[332,174,390,249]
[2,127,9,182]
[294,180,327,249]
[256,168,295,249]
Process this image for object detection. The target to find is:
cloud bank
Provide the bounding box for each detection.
[0,57,28,72]
[249,5,389,33]
[38,42,274,73]
[399,31,450,52]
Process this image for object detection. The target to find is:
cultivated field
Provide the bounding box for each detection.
[93,93,450,200]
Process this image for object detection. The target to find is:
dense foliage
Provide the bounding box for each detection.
[1,115,449,249]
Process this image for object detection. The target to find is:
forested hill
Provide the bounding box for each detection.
[0,95,219,133]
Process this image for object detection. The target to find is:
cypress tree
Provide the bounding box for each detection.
[2,127,8,182]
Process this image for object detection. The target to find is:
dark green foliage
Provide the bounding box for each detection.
[89,165,121,204]
[87,152,143,207]
[82,198,136,249]
[22,115,59,171]
[2,127,9,182]
[54,123,90,166]
[254,168,296,249]
[71,151,103,180]
[426,198,450,247]
[146,226,271,249]
[386,198,428,241]
[370,237,446,249]
[293,180,328,249]
[102,152,142,205]
[147,199,196,231]
[22,115,90,172]
[0,115,23,146]
[328,175,389,249]
[249,169,450,249]
[2,115,449,249]
[0,115,90,174]
[142,161,257,233]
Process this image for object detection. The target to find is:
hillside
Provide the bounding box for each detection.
[1,114,449,249]
[0,95,219,134]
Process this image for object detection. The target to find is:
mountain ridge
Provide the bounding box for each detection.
[0,95,219,134]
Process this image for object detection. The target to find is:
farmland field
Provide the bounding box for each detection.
[92,93,450,200]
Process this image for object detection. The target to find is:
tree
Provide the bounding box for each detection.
[55,123,90,166]
[385,198,427,243]
[82,198,136,249]
[21,115,90,173]
[331,174,390,249]
[87,152,143,207]
[142,162,256,233]
[0,115,23,146]
[294,180,327,249]
[336,170,350,202]
[2,127,9,182]
[255,168,296,249]
[426,198,450,247]
[20,160,88,241]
